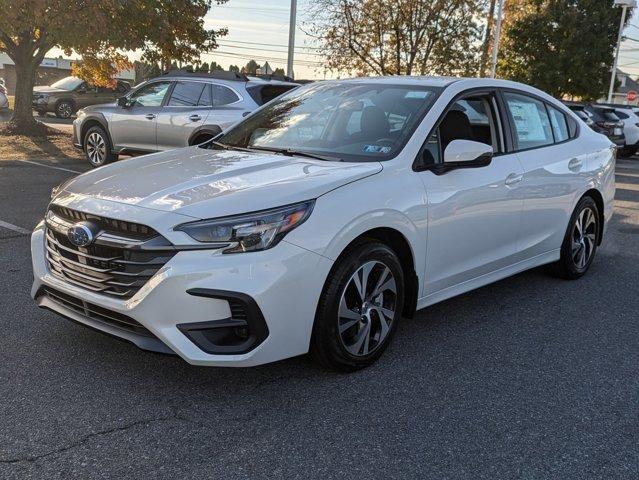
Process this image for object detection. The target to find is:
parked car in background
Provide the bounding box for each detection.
[32,76,131,119]
[597,103,639,157]
[34,77,615,371]
[0,78,8,110]
[565,102,625,150]
[72,70,299,167]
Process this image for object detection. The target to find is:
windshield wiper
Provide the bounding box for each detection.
[246,145,342,162]
[209,141,254,153]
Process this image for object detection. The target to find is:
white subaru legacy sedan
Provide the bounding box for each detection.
[31,77,615,371]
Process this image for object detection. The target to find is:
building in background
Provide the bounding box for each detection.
[606,69,639,105]
[0,53,135,96]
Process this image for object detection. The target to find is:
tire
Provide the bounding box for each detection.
[83,125,117,168]
[619,146,637,158]
[551,196,600,280]
[311,240,405,372]
[55,100,74,119]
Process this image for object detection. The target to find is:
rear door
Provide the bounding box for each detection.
[501,90,584,259]
[204,83,246,131]
[109,81,172,151]
[155,80,212,150]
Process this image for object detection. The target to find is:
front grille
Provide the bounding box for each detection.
[45,206,177,299]
[42,287,154,337]
[50,204,156,240]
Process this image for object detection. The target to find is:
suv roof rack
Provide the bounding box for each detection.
[250,73,296,83]
[162,68,249,82]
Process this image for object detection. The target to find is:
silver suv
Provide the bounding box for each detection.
[72,70,299,167]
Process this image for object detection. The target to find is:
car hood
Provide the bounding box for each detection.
[33,86,69,95]
[63,147,382,219]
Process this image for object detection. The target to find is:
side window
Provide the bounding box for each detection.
[503,92,554,150]
[97,85,115,94]
[615,110,629,119]
[198,84,212,106]
[420,94,500,165]
[116,82,129,94]
[547,106,570,142]
[168,81,206,107]
[212,85,240,106]
[129,82,171,107]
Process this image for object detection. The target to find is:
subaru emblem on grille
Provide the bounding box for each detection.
[67,222,97,247]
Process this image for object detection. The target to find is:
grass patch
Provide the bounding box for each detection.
[0,122,83,160]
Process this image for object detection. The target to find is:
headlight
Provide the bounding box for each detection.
[37,95,49,102]
[76,109,86,117]
[175,200,315,253]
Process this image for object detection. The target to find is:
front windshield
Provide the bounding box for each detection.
[217,82,442,162]
[51,76,83,91]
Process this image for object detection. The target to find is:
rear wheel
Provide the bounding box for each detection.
[311,241,404,372]
[551,196,599,279]
[84,126,117,168]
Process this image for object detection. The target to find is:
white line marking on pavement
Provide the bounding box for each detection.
[0,220,31,235]
[14,159,82,174]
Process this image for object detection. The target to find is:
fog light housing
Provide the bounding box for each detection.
[177,289,269,355]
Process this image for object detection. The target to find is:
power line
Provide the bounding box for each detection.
[217,39,322,51]
[205,50,323,66]
[216,41,323,56]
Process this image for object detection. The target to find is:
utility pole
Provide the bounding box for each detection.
[287,0,297,79]
[608,0,637,103]
[490,0,505,78]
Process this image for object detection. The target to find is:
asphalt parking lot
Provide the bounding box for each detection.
[0,156,638,479]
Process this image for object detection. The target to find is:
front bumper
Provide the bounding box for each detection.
[31,223,333,367]
[72,118,82,149]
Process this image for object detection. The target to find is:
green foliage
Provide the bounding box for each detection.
[498,0,630,99]
[243,60,261,75]
[309,0,483,76]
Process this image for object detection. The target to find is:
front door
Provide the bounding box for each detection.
[417,93,525,296]
[109,81,172,152]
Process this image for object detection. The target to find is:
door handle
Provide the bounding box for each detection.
[145,113,156,120]
[505,172,523,186]
[189,114,202,122]
[242,111,251,117]
[568,158,583,171]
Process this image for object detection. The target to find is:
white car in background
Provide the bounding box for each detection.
[0,78,8,110]
[603,104,639,157]
[32,76,615,371]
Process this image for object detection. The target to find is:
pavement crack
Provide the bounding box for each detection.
[0,415,174,464]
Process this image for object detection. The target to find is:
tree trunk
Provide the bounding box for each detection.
[11,53,39,130]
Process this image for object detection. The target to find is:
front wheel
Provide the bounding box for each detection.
[551,196,600,279]
[55,101,74,119]
[311,241,404,372]
[84,126,117,168]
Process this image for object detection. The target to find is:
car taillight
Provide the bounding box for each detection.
[0,85,6,95]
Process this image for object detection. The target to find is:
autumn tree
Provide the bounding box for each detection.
[498,0,630,99]
[309,0,484,77]
[0,0,228,131]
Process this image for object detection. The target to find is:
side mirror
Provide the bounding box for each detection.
[117,96,131,108]
[432,139,493,174]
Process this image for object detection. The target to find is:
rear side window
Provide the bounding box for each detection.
[615,110,629,119]
[212,85,240,106]
[503,92,554,150]
[547,106,570,142]
[247,85,297,105]
[168,81,206,107]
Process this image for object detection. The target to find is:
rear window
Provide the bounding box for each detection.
[247,84,298,105]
